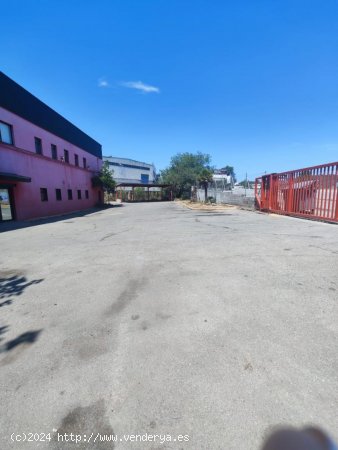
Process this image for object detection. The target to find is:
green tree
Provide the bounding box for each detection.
[198,168,213,202]
[134,187,145,201]
[160,152,212,198]
[92,161,116,200]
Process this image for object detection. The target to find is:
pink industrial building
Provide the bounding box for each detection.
[0,72,103,222]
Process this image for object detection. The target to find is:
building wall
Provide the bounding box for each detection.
[0,107,102,220]
[1,107,101,170]
[103,156,156,184]
[213,174,232,184]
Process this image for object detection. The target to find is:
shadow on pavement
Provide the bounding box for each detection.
[0,273,44,345]
[0,274,43,305]
[4,330,42,352]
[0,326,9,342]
[0,204,122,233]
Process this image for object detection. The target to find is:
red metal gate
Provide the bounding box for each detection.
[255,161,338,223]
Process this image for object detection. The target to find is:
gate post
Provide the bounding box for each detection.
[268,174,274,211]
[287,173,294,213]
[335,167,338,220]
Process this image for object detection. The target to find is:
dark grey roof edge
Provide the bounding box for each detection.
[0,72,102,159]
[103,156,155,167]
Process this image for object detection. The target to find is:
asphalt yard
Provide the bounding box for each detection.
[0,202,337,449]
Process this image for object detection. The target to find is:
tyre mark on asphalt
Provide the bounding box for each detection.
[100,228,131,241]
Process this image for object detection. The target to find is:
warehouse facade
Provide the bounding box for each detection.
[103,156,156,184]
[0,72,103,221]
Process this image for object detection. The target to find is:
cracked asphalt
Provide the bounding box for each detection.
[0,202,337,449]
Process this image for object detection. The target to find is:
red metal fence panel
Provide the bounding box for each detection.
[255,161,338,223]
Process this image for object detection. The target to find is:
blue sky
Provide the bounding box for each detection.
[3,0,338,181]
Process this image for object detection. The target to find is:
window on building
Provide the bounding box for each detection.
[67,189,73,200]
[75,154,79,166]
[83,157,87,169]
[77,190,82,200]
[64,149,69,163]
[40,188,48,202]
[85,190,89,199]
[51,144,57,160]
[35,137,43,155]
[55,189,62,201]
[0,121,13,145]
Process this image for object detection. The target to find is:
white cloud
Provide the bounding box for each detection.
[120,80,160,94]
[98,77,110,88]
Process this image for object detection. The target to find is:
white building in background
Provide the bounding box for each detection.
[103,156,156,184]
[213,173,233,184]
[212,169,234,189]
